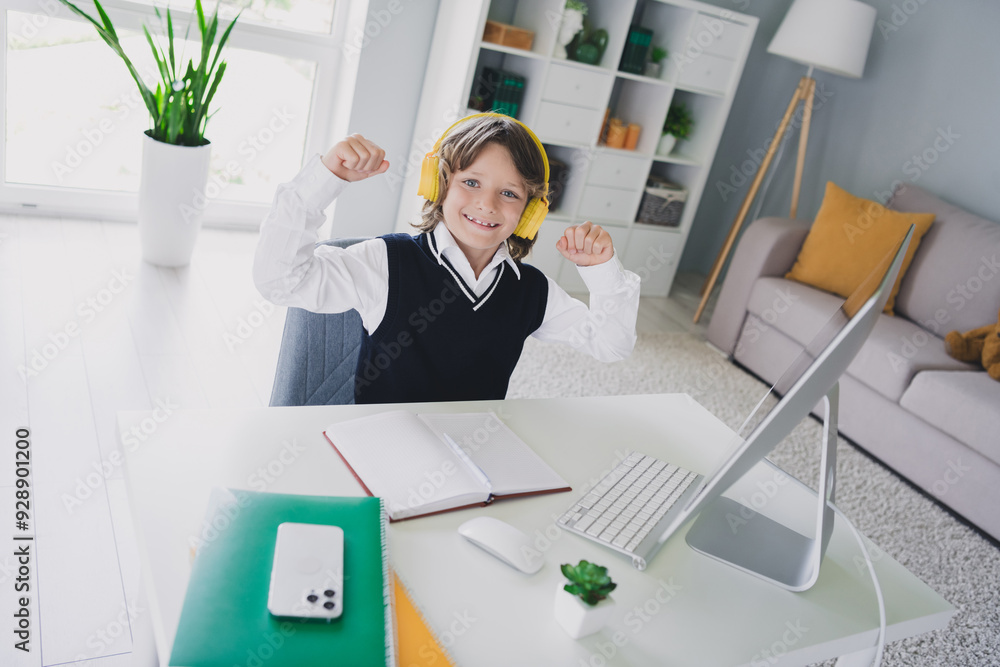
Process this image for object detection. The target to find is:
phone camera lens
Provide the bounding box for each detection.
[324,589,336,598]
[306,594,319,603]
[323,601,336,610]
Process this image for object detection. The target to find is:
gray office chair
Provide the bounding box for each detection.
[268,237,368,406]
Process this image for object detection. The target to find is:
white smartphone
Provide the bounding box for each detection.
[267,522,344,621]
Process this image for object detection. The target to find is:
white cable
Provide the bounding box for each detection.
[748,115,790,225]
[831,502,887,667]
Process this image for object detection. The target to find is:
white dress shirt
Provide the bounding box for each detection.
[253,154,640,362]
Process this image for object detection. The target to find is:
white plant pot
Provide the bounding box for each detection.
[138,131,212,267]
[553,585,616,639]
[657,133,678,157]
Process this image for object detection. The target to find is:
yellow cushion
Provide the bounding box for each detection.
[785,182,935,314]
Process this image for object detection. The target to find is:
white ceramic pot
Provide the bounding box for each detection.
[553,585,616,639]
[657,133,678,157]
[137,131,212,267]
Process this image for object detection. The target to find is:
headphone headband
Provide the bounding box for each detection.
[417,112,549,240]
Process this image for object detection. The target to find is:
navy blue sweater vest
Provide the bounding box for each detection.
[353,233,548,404]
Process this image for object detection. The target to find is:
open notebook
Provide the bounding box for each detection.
[324,411,571,521]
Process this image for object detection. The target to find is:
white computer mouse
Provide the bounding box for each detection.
[457,516,543,574]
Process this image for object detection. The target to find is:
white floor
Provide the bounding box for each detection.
[0,213,715,665]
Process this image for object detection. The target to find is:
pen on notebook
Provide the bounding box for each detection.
[442,432,493,494]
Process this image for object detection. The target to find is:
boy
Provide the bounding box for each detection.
[254,114,640,404]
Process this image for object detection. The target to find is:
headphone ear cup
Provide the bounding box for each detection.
[417,154,440,202]
[513,197,548,240]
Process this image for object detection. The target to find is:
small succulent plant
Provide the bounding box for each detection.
[560,560,617,606]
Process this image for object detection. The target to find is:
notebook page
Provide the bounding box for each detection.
[417,412,568,496]
[324,411,488,520]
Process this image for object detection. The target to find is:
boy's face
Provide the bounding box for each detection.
[440,142,527,262]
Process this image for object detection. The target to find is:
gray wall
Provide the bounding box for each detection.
[680,0,1000,277]
[331,0,441,239]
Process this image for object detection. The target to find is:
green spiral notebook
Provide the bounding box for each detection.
[169,489,395,666]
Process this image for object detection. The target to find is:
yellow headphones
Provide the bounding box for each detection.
[417,112,549,240]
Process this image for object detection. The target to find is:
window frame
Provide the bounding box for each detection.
[0,0,351,228]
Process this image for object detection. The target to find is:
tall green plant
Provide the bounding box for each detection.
[57,0,239,146]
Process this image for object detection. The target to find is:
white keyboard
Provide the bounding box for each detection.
[558,452,700,557]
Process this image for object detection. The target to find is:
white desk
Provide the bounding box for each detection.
[118,394,953,666]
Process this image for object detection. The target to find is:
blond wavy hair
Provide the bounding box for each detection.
[413,115,547,262]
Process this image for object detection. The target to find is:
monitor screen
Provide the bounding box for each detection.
[657,224,915,550]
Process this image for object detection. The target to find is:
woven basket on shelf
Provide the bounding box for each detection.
[636,177,688,227]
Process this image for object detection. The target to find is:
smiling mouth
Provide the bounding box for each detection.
[464,213,499,229]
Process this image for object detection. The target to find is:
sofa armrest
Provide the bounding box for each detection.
[706,217,810,356]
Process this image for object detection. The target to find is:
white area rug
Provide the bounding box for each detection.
[508,332,1000,666]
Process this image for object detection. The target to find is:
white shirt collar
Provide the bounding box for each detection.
[429,223,521,283]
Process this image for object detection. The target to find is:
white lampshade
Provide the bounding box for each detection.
[767,0,877,78]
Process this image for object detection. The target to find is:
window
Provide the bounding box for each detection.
[1,0,348,226]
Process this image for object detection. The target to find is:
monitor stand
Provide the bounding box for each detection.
[685,384,838,592]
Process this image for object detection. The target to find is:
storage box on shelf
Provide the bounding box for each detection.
[637,177,688,228]
[397,0,757,298]
[483,20,535,50]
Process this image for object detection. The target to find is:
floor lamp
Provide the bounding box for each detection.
[693,0,877,323]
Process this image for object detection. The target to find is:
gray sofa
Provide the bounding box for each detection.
[707,183,1000,542]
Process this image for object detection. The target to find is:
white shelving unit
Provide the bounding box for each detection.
[396,0,758,297]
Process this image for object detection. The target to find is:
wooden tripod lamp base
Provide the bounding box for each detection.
[692,75,816,324]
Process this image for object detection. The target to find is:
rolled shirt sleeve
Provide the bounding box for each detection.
[252,154,389,333]
[532,252,641,361]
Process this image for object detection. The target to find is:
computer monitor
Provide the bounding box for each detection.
[648,225,915,591]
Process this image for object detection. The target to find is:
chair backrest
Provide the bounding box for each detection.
[268,237,369,406]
